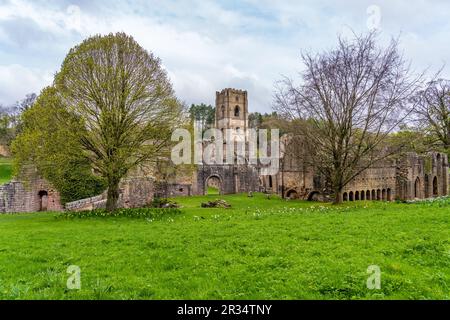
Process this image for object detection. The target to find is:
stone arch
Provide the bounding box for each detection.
[433,176,438,197]
[268,175,273,189]
[307,191,321,201]
[286,189,298,199]
[360,191,365,200]
[366,190,371,200]
[387,188,392,201]
[424,174,430,198]
[382,189,386,201]
[38,190,48,212]
[355,191,360,201]
[349,191,354,201]
[414,177,421,198]
[205,175,222,195]
[376,189,381,200]
[343,192,348,201]
[371,189,376,200]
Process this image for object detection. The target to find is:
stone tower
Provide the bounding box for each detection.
[215,88,248,141]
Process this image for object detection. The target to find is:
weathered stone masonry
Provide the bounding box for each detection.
[0,167,62,213]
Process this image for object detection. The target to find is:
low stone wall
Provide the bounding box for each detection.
[64,195,105,211]
[64,177,156,211]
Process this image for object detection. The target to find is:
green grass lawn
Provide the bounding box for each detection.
[207,186,219,195]
[0,157,12,184]
[0,193,449,300]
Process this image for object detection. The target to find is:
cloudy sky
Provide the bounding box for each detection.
[0,0,449,112]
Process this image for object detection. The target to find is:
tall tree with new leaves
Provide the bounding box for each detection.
[14,32,181,211]
[55,32,181,211]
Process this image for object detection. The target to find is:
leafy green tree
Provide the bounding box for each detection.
[12,87,105,203]
[248,112,263,128]
[0,93,37,148]
[14,33,181,211]
[188,103,214,131]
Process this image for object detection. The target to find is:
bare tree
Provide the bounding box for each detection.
[274,32,422,204]
[413,77,450,152]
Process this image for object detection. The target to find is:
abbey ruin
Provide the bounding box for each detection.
[0,88,448,213]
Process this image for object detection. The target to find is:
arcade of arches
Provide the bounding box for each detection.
[343,188,392,202]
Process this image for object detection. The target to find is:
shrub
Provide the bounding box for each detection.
[57,207,182,219]
[148,197,179,208]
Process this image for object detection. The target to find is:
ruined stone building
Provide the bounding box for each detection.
[0,166,62,213]
[260,135,449,202]
[194,88,448,201]
[1,88,448,213]
[195,88,259,196]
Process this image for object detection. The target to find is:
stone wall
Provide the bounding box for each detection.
[274,151,448,202]
[196,164,259,195]
[0,167,62,213]
[65,195,105,211]
[118,177,154,208]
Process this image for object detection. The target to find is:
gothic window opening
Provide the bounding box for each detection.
[234,106,240,117]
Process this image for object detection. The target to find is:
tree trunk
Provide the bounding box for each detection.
[106,179,120,212]
[333,189,343,204]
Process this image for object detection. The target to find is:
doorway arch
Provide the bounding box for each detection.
[414,177,421,198]
[307,191,321,201]
[205,175,222,195]
[38,190,48,211]
[286,189,298,199]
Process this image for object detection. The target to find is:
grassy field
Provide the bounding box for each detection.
[0,158,12,184]
[0,193,449,300]
[207,186,219,195]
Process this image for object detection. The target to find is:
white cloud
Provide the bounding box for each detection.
[0,64,52,105]
[0,0,449,112]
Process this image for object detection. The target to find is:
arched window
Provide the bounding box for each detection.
[236,96,239,102]
[387,188,392,201]
[414,177,421,198]
[234,106,240,117]
[433,176,438,197]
